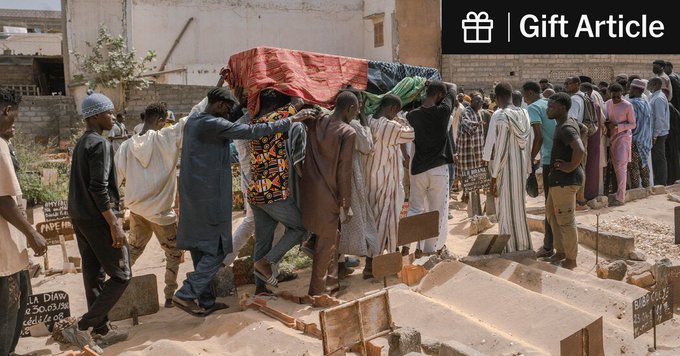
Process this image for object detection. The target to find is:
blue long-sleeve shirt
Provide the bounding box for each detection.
[649,90,670,137]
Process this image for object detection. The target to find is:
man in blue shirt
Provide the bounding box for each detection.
[522,81,556,258]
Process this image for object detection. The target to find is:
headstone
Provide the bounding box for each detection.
[667,265,680,314]
[21,290,70,337]
[320,290,393,355]
[632,285,674,338]
[560,317,604,356]
[460,166,490,192]
[397,211,439,246]
[372,252,403,279]
[467,234,510,256]
[36,218,74,246]
[108,274,159,323]
[43,200,69,221]
[676,206,680,244]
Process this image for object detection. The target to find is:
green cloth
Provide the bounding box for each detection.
[363,76,428,115]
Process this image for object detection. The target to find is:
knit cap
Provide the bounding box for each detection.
[81,89,114,118]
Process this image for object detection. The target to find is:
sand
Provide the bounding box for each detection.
[14,192,680,355]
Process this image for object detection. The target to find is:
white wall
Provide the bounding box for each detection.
[66,0,367,86]
[0,33,62,55]
[363,0,395,62]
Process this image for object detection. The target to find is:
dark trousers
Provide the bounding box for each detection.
[542,164,554,251]
[72,219,131,333]
[175,240,226,309]
[652,135,668,185]
[0,270,29,355]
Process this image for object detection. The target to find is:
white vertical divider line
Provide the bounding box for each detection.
[507,12,511,43]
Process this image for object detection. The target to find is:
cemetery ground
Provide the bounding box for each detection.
[14,188,680,356]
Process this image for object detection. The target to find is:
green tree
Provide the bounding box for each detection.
[72,25,157,91]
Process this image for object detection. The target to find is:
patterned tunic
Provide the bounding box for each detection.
[247,105,296,205]
[366,116,415,253]
[456,106,486,192]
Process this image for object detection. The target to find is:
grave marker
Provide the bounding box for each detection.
[397,211,439,246]
[43,200,69,221]
[36,218,74,246]
[108,274,159,325]
[21,290,70,337]
[633,285,673,350]
[560,317,604,356]
[468,234,510,256]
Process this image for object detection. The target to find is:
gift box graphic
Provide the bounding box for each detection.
[462,11,494,43]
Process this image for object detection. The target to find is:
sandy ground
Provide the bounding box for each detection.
[14,192,680,355]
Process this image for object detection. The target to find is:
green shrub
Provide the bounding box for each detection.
[13,136,70,207]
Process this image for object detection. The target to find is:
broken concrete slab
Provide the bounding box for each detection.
[667,193,680,203]
[420,337,442,355]
[587,196,609,210]
[608,187,648,203]
[649,185,668,195]
[413,255,441,270]
[626,262,653,283]
[388,327,421,356]
[577,224,635,260]
[596,260,627,281]
[627,251,646,261]
[629,271,655,288]
[439,340,486,356]
[468,215,493,236]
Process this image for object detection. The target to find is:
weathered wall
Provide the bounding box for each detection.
[0,33,62,56]
[0,62,33,86]
[363,0,396,62]
[124,83,213,120]
[441,54,680,92]
[66,0,366,86]
[16,96,79,143]
[395,0,440,69]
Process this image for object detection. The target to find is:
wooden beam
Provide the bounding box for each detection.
[158,17,194,72]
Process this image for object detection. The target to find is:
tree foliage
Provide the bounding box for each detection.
[72,25,157,90]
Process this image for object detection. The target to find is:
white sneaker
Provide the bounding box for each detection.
[61,324,104,354]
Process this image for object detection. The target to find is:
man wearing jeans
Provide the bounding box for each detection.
[544,93,585,270]
[249,90,309,294]
[406,81,456,256]
[173,87,317,314]
[522,81,556,258]
[0,87,47,356]
[648,77,670,185]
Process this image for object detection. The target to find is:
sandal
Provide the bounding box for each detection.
[172,296,207,317]
[253,260,279,288]
[276,270,298,283]
[203,302,229,316]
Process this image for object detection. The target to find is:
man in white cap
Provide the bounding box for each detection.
[63,90,130,353]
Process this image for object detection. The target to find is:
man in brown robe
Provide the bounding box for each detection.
[301,91,357,296]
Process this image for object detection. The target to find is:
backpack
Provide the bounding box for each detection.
[573,92,597,136]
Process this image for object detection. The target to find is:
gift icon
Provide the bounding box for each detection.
[462,11,494,43]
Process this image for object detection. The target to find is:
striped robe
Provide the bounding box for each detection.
[366,116,415,253]
[339,120,380,257]
[488,106,533,252]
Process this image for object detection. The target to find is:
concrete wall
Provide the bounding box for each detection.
[16,96,79,143]
[66,0,366,86]
[0,33,62,56]
[0,63,33,86]
[395,0,440,69]
[363,0,396,62]
[124,83,213,120]
[441,54,680,93]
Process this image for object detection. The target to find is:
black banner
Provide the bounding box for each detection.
[442,3,679,54]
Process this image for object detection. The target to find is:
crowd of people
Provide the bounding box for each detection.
[1,58,678,354]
